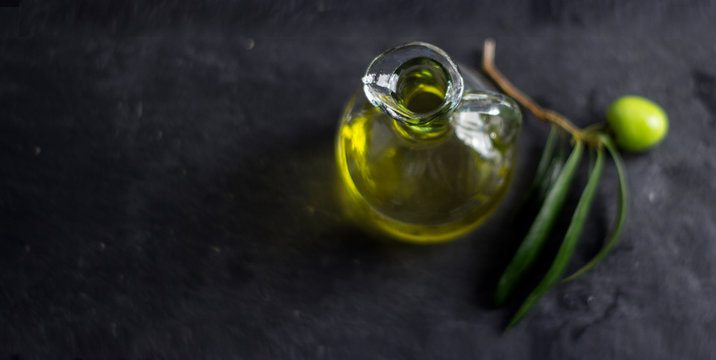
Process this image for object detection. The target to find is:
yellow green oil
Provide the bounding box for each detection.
[394,57,449,115]
[336,57,515,244]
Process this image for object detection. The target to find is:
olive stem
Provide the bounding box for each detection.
[481,39,599,147]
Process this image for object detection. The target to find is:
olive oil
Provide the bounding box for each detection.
[337,99,513,243]
[336,43,521,244]
[395,57,449,114]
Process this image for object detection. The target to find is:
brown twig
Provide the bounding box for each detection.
[481,39,595,145]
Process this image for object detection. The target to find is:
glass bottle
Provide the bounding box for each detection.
[336,42,522,244]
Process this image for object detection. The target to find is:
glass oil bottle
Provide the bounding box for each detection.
[336,42,522,243]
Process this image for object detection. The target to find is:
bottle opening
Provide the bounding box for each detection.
[393,57,449,114]
[362,42,464,126]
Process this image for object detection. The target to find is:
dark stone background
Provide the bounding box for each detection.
[1,1,715,359]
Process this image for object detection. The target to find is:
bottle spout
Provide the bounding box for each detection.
[362,42,464,126]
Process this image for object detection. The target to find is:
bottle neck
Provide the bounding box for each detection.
[362,42,464,135]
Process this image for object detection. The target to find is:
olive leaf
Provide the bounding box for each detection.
[506,146,605,328]
[562,136,628,282]
[530,126,559,194]
[540,132,568,198]
[494,141,584,306]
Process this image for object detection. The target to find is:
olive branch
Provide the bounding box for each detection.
[482,39,628,329]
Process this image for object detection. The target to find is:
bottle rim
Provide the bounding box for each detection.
[362,42,465,125]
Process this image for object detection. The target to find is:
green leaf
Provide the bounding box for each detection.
[518,126,564,212]
[530,126,559,192]
[562,135,628,282]
[506,146,605,328]
[539,132,568,199]
[494,140,584,306]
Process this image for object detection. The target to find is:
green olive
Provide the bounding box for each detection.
[606,95,669,152]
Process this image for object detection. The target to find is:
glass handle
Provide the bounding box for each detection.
[452,91,522,158]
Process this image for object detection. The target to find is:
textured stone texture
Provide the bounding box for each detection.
[1,1,715,359]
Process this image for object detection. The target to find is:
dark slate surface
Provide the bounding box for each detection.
[1,1,715,359]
